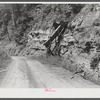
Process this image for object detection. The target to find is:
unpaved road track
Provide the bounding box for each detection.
[0,56,100,88]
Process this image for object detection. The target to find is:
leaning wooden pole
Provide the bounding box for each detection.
[44,21,68,56]
[44,21,68,47]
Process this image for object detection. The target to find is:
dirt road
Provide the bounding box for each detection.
[0,56,100,88]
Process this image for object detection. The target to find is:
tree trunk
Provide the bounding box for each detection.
[11,5,16,28]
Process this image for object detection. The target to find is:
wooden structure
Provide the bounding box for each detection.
[44,21,68,56]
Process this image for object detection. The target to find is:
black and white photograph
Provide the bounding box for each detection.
[0,2,100,88]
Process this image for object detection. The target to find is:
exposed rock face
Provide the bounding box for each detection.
[54,4,100,85]
[70,5,100,42]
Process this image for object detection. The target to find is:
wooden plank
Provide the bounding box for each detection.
[44,21,68,47]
